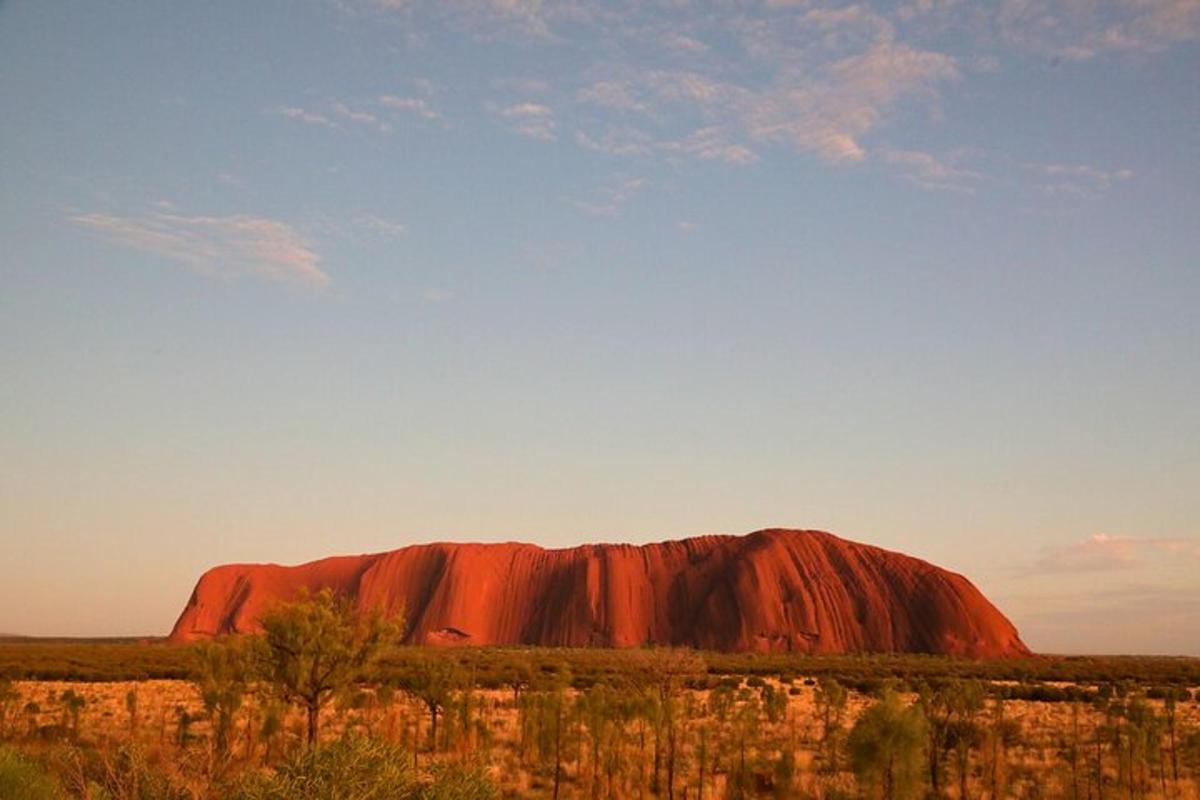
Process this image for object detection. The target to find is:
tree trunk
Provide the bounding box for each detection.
[576,704,584,779]
[653,725,662,795]
[1169,717,1179,788]
[667,721,677,800]
[306,702,319,747]
[930,739,942,798]
[243,709,255,763]
[738,736,747,800]
[553,698,563,800]
[639,719,647,800]
[592,726,602,800]
[413,711,420,769]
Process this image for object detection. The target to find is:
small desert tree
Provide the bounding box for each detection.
[395,651,463,755]
[254,588,398,747]
[578,682,616,800]
[848,689,928,800]
[258,701,285,764]
[59,689,86,741]
[22,701,40,739]
[1181,727,1200,787]
[814,677,849,773]
[1120,697,1164,799]
[1163,689,1180,790]
[0,679,19,740]
[195,638,251,762]
[637,647,705,800]
[125,688,139,738]
[917,679,985,797]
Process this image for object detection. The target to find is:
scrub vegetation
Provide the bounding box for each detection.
[1,595,1198,799]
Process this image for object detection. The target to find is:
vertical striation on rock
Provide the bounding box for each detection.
[169,529,1030,657]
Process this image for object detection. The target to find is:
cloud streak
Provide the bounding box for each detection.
[1022,160,1135,196]
[272,105,335,128]
[379,94,445,123]
[999,0,1200,61]
[566,6,959,166]
[344,0,1171,192]
[71,212,330,288]
[879,147,982,192]
[1032,533,1200,574]
[570,175,647,216]
[274,93,448,133]
[496,102,558,141]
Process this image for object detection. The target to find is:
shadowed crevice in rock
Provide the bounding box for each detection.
[169,528,1030,658]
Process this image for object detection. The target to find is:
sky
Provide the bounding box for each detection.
[0,0,1197,654]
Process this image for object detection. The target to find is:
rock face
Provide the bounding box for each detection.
[169,529,1029,657]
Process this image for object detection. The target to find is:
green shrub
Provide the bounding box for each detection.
[227,736,416,800]
[225,735,497,800]
[421,760,498,800]
[847,691,927,800]
[0,746,62,800]
[89,744,190,800]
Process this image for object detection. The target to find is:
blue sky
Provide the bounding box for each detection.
[1,0,1197,653]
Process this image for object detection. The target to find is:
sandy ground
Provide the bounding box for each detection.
[9,679,1200,799]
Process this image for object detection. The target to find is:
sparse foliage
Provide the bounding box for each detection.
[848,689,928,800]
[253,588,399,746]
[194,638,250,762]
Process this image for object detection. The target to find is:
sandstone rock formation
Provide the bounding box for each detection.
[169,529,1029,657]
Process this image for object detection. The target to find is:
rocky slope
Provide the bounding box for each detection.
[169,528,1029,657]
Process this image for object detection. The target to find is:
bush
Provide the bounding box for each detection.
[0,746,62,800]
[225,736,497,800]
[87,743,190,800]
[847,691,927,800]
[421,761,498,800]
[227,736,416,800]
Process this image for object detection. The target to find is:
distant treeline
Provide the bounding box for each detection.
[2,639,1198,693]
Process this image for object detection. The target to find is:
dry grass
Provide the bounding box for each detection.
[6,676,1199,799]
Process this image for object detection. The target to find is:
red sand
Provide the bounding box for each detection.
[169,528,1029,657]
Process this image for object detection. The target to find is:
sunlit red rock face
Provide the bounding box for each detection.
[169,529,1030,657]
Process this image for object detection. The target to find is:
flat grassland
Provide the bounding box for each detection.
[2,639,1199,799]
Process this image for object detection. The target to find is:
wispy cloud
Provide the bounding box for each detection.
[575,126,655,157]
[999,0,1200,61]
[755,41,958,162]
[333,100,390,132]
[1022,160,1135,196]
[1033,533,1200,574]
[577,81,647,112]
[354,214,407,238]
[568,7,958,167]
[276,93,447,133]
[70,211,329,288]
[570,175,647,216]
[379,94,446,124]
[349,0,1182,187]
[663,126,760,165]
[272,105,335,128]
[879,147,982,192]
[661,32,709,54]
[496,102,557,141]
[1000,582,1200,655]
